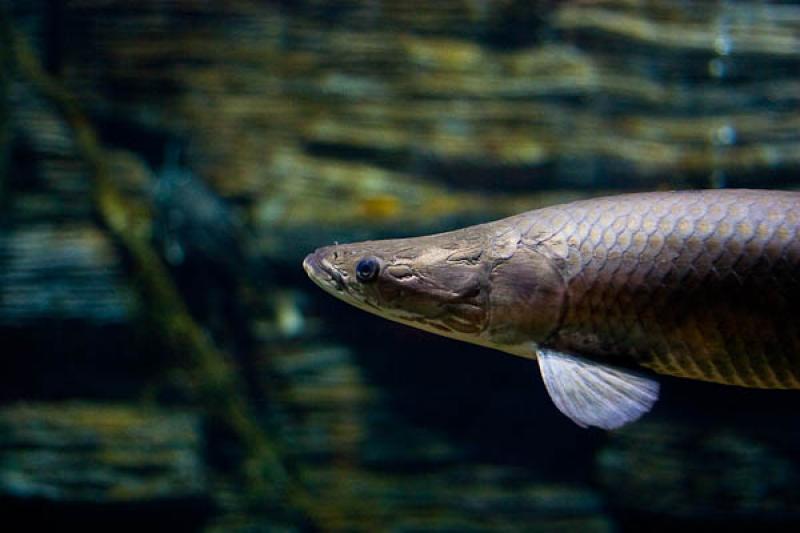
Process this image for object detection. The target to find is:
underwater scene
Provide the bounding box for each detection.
[1,1,800,531]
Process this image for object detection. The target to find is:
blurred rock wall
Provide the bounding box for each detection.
[2,1,800,531]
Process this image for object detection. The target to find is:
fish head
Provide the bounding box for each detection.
[304,221,565,357]
[303,228,491,343]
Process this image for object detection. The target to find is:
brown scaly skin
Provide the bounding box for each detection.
[305,190,800,390]
[525,189,800,388]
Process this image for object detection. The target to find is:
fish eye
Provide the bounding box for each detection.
[355,256,380,282]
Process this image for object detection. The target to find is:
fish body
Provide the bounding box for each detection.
[304,190,800,429]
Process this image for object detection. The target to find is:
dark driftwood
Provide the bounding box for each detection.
[5,18,326,524]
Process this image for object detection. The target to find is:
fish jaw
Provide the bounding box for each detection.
[303,246,344,297]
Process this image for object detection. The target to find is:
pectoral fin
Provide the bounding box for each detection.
[536,348,659,430]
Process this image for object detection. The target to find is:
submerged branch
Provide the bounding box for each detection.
[5,15,322,521]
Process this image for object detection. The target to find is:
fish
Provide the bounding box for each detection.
[303,190,800,429]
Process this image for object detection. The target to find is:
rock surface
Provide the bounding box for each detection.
[0,403,210,530]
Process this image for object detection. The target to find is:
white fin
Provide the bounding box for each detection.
[537,348,659,430]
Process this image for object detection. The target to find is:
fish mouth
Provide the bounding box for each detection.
[303,247,347,294]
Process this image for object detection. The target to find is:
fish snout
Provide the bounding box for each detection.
[302,252,317,278]
[303,246,346,292]
[303,247,329,278]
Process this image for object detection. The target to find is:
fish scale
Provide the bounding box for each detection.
[531,190,800,389]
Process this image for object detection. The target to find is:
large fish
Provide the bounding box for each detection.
[303,190,800,429]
